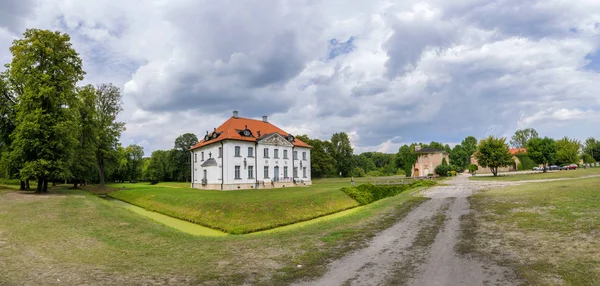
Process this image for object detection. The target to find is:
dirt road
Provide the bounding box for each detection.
[293,174,517,286]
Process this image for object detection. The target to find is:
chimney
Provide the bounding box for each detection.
[233,110,239,118]
[262,115,268,122]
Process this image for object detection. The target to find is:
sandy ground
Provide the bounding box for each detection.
[294,174,519,286]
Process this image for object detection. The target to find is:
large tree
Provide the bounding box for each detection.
[510,128,539,148]
[474,136,514,176]
[527,137,557,172]
[70,85,99,188]
[7,29,85,193]
[95,83,125,187]
[461,136,478,156]
[125,144,144,182]
[330,132,354,177]
[296,135,336,178]
[396,144,418,177]
[583,137,600,162]
[449,144,469,171]
[555,137,581,165]
[174,133,198,182]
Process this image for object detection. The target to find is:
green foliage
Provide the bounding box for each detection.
[341,180,435,205]
[330,132,355,177]
[94,83,125,187]
[70,85,99,186]
[474,136,514,176]
[435,164,451,176]
[527,137,557,172]
[583,137,600,162]
[461,136,478,156]
[350,167,366,177]
[581,154,595,164]
[468,164,478,174]
[6,29,85,192]
[297,135,337,178]
[510,128,539,148]
[449,145,469,171]
[555,137,581,165]
[396,144,418,178]
[515,154,537,170]
[441,157,448,166]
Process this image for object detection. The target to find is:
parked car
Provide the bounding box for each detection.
[565,164,578,170]
[532,167,541,171]
[549,165,560,170]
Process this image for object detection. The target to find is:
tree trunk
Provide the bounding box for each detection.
[98,156,105,188]
[36,178,43,193]
[42,179,48,193]
[492,167,498,177]
[20,180,26,190]
[73,179,78,189]
[543,163,547,173]
[25,180,30,190]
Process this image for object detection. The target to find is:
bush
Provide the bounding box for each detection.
[341,180,436,205]
[468,164,478,174]
[350,167,366,178]
[435,164,451,177]
[396,169,406,176]
[515,154,536,170]
[366,171,384,177]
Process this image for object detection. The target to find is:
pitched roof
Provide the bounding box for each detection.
[415,148,447,154]
[509,148,526,155]
[190,116,311,150]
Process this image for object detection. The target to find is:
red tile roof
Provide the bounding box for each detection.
[509,148,526,155]
[190,116,312,150]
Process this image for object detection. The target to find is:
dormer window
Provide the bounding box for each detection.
[287,134,295,142]
[238,125,254,137]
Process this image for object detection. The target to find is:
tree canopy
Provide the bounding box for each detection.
[510,128,539,148]
[527,137,557,172]
[474,136,514,176]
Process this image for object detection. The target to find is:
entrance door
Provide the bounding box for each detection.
[274,166,280,182]
[414,169,419,177]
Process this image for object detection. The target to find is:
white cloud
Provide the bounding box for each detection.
[0,0,599,154]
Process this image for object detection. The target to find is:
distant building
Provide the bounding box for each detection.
[470,148,525,174]
[412,146,450,177]
[189,111,312,190]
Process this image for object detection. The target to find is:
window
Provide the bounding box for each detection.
[293,167,298,178]
[248,166,254,179]
[248,147,254,157]
[235,166,241,179]
[264,166,269,178]
[284,166,288,178]
[293,151,298,160]
[201,152,205,161]
[194,153,197,163]
[218,147,222,158]
[302,152,306,160]
[235,146,241,157]
[274,149,279,159]
[283,150,288,159]
[264,148,269,158]
[303,167,307,178]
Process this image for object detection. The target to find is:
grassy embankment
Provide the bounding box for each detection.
[460,176,600,285]
[469,167,600,181]
[107,176,421,234]
[0,176,431,285]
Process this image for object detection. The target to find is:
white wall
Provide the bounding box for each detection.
[295,147,311,181]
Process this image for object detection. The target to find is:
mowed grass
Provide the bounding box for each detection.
[469,167,600,181]
[0,178,430,285]
[107,179,375,234]
[463,177,600,285]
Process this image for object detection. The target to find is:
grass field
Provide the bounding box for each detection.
[0,178,429,285]
[461,176,600,285]
[469,168,600,181]
[107,176,416,234]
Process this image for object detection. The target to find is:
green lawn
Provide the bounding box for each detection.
[469,168,600,181]
[107,176,415,234]
[463,177,600,285]
[0,180,429,285]
[108,184,359,234]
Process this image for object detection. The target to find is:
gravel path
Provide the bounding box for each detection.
[294,174,518,286]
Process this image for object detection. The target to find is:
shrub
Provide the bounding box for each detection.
[350,167,366,178]
[341,180,436,205]
[515,154,536,170]
[435,164,451,176]
[366,171,384,177]
[442,157,448,166]
[396,169,406,176]
[468,164,478,174]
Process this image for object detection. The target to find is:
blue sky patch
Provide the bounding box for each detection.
[328,36,356,60]
[584,50,600,71]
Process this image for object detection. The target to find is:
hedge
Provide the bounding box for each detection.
[341,180,436,205]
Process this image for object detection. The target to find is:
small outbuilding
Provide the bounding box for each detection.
[411,146,450,177]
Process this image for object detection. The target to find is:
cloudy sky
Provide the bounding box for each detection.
[1,0,599,154]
